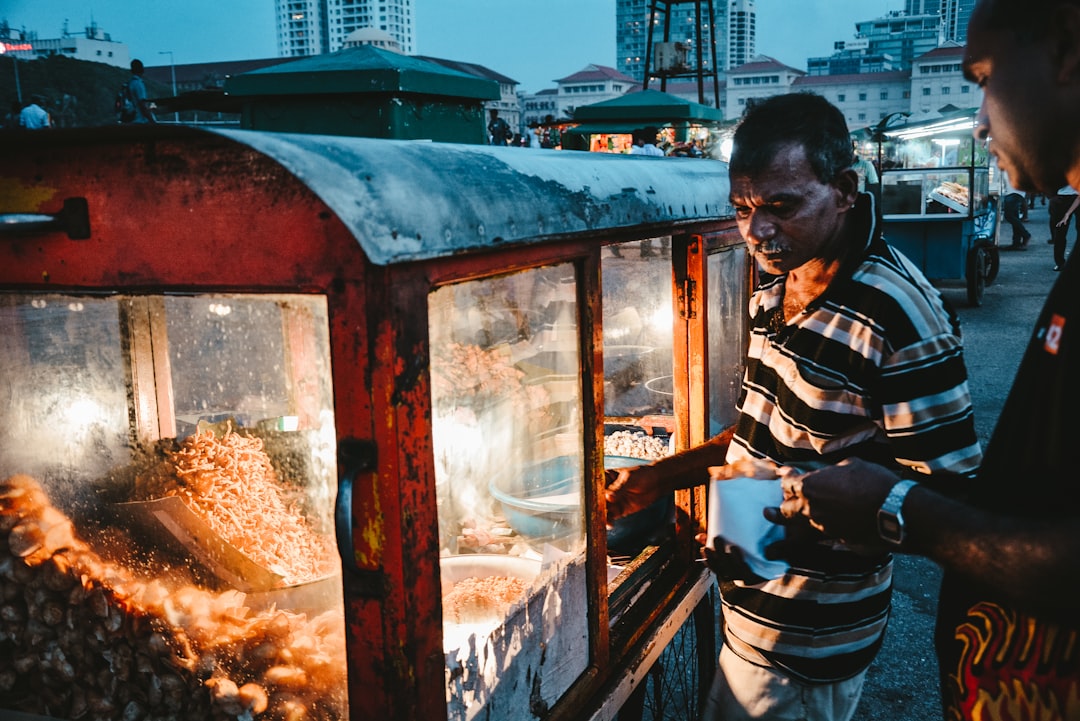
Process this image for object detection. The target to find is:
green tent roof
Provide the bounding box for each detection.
[225,45,499,100]
[572,89,723,124]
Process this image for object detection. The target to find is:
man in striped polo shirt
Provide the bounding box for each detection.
[606,92,982,720]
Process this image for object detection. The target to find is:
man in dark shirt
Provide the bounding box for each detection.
[774,2,1080,717]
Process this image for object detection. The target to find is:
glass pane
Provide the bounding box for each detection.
[0,295,129,485]
[601,237,677,560]
[602,237,675,420]
[925,171,972,215]
[708,246,749,436]
[430,265,588,717]
[0,292,346,721]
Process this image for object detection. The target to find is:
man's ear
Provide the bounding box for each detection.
[834,168,859,209]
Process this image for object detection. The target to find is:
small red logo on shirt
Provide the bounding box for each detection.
[1045,314,1066,355]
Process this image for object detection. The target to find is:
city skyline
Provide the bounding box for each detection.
[4,0,909,93]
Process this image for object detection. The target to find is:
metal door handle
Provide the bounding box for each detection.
[0,197,90,239]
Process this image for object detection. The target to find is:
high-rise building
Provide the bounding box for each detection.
[904,0,939,14]
[616,0,732,83]
[940,0,976,43]
[726,0,756,70]
[854,9,943,71]
[275,0,414,58]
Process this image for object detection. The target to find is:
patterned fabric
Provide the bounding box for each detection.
[723,193,982,683]
[936,251,1080,720]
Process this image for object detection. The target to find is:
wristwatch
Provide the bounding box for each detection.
[876,479,919,545]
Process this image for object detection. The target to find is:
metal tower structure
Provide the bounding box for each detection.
[642,0,721,108]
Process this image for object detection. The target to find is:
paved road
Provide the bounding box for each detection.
[855,202,1060,720]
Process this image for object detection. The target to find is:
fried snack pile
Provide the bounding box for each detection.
[0,474,347,721]
[442,575,529,625]
[935,181,970,205]
[142,430,335,586]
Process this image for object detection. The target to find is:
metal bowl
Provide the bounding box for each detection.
[489,455,673,553]
[439,554,542,597]
[489,456,582,546]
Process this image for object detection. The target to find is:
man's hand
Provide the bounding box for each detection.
[604,463,664,524]
[695,533,767,585]
[769,459,900,545]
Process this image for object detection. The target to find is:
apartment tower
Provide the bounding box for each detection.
[275,0,415,57]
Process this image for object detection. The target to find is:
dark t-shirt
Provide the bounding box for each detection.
[935,252,1080,719]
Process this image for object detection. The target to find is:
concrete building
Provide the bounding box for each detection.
[0,21,128,69]
[724,56,803,119]
[722,47,979,127]
[792,70,911,130]
[657,79,729,117]
[807,45,898,77]
[342,26,401,51]
[909,43,976,117]
[552,64,637,122]
[275,0,414,58]
[853,9,944,71]
[810,4,947,75]
[520,88,559,134]
[416,55,520,134]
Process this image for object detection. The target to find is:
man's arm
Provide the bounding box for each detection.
[777,458,1080,614]
[605,426,733,522]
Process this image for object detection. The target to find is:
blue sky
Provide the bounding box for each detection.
[4,1,904,93]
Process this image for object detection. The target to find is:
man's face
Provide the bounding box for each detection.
[964,3,1075,192]
[729,142,855,276]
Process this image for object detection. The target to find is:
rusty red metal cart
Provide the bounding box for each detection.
[0,125,748,721]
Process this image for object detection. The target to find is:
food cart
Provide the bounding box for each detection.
[874,110,998,305]
[562,89,723,156]
[0,125,749,721]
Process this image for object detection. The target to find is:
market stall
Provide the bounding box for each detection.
[873,109,999,305]
[563,89,723,156]
[0,124,749,721]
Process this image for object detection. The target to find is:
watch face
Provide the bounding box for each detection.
[877,510,903,544]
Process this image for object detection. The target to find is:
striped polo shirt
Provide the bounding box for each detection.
[722,194,982,683]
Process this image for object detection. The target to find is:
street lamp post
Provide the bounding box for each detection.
[159,50,177,123]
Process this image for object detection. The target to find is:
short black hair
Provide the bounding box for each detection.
[974,0,1080,40]
[729,92,854,184]
[131,59,144,74]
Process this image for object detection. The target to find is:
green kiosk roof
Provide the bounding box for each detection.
[571,89,723,124]
[225,46,499,100]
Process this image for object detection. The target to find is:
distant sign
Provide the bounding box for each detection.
[1,42,34,54]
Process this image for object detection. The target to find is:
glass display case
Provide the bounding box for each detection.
[877,112,992,221]
[0,291,347,719]
[873,110,999,305]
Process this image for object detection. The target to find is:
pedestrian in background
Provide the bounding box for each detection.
[18,96,52,130]
[772,1,1080,718]
[1000,166,1032,250]
[628,127,664,156]
[487,109,511,146]
[1049,184,1079,270]
[124,60,156,124]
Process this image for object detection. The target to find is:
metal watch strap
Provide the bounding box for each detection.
[876,479,919,545]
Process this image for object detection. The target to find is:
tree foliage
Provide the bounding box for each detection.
[1,55,171,128]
